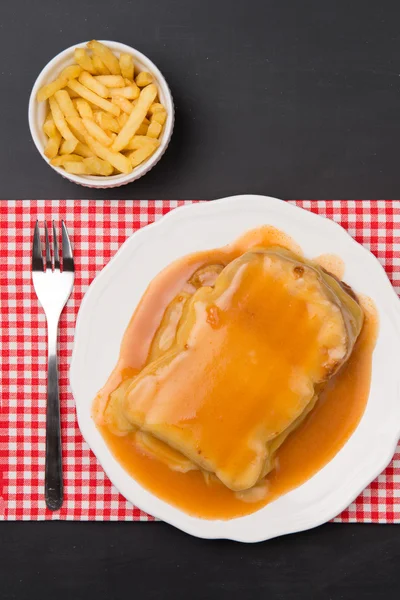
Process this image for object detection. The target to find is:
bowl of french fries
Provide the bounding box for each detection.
[29,40,174,187]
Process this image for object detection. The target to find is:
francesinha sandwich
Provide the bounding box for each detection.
[104,247,364,493]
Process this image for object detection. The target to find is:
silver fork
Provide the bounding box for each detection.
[32,221,74,510]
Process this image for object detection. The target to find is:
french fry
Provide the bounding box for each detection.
[44,131,62,159]
[135,122,148,136]
[148,102,165,115]
[95,75,125,88]
[75,98,93,119]
[73,97,94,112]
[109,83,140,99]
[74,142,95,158]
[83,156,114,176]
[135,72,153,87]
[83,131,132,174]
[118,112,129,128]
[60,138,80,154]
[79,71,108,98]
[127,143,158,168]
[37,65,82,102]
[54,90,79,118]
[94,111,120,133]
[74,48,96,74]
[67,120,87,144]
[125,136,160,151]
[43,115,58,138]
[67,142,94,159]
[112,84,157,151]
[86,100,100,111]
[49,96,78,150]
[151,110,167,126]
[119,53,134,80]
[67,88,80,98]
[92,55,110,75]
[87,40,120,75]
[112,95,133,114]
[51,154,83,167]
[147,121,162,138]
[66,117,106,159]
[82,118,113,146]
[64,161,88,175]
[68,80,120,116]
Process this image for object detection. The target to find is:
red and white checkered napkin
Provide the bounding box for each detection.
[0,200,399,522]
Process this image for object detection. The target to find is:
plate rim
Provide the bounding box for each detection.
[70,195,400,542]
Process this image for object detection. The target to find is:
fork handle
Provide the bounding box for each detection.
[45,317,63,511]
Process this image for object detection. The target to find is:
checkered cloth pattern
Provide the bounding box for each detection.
[0,200,399,522]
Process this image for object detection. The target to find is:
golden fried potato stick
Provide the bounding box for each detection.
[51,154,83,167]
[74,142,95,158]
[119,53,134,80]
[68,80,120,116]
[74,48,96,74]
[83,130,132,174]
[95,75,125,88]
[37,65,82,102]
[147,121,162,138]
[87,40,120,75]
[135,72,153,87]
[92,55,110,75]
[82,118,114,146]
[79,71,109,98]
[117,112,129,128]
[151,110,167,126]
[75,99,93,119]
[112,95,134,114]
[60,138,80,154]
[148,102,165,114]
[112,84,157,151]
[43,115,58,138]
[135,122,148,136]
[95,111,120,133]
[48,96,78,151]
[44,131,62,159]
[125,135,160,151]
[64,161,88,175]
[54,90,79,118]
[109,84,139,100]
[83,156,114,176]
[127,142,158,168]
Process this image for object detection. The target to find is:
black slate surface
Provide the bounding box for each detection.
[1,0,400,598]
[2,521,400,599]
[2,0,400,199]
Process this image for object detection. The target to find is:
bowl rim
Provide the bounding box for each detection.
[28,40,174,188]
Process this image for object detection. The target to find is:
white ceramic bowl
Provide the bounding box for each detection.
[28,40,174,188]
[70,195,400,542]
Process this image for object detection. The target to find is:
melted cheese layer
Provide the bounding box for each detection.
[112,249,363,491]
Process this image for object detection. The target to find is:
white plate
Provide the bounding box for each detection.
[70,195,400,542]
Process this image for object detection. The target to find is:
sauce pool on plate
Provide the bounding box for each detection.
[93,226,378,520]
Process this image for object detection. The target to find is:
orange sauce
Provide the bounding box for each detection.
[93,226,378,520]
[314,254,345,280]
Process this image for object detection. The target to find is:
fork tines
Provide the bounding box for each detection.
[32,220,74,273]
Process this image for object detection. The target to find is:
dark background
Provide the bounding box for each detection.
[2,0,400,199]
[2,0,400,598]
